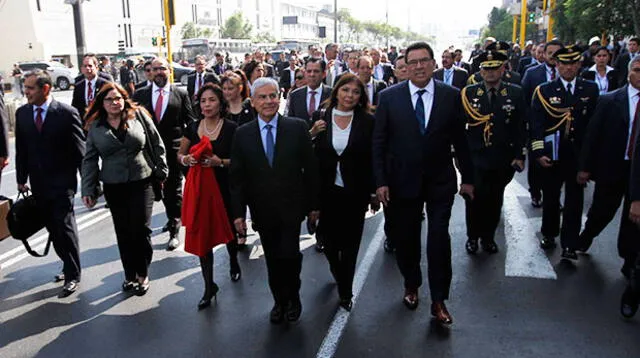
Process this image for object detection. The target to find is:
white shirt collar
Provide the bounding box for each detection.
[408,79,435,97]
[152,82,171,93]
[560,77,577,91]
[307,84,323,94]
[588,64,614,74]
[258,114,279,130]
[33,96,53,112]
[86,76,97,86]
[629,85,640,100]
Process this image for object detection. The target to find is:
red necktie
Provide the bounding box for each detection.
[155,89,164,122]
[35,108,43,132]
[628,93,640,158]
[87,81,93,105]
[308,90,317,118]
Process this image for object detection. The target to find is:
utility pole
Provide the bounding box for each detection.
[519,0,527,48]
[68,0,86,68]
[512,15,518,44]
[163,0,175,83]
[334,0,338,43]
[546,0,556,42]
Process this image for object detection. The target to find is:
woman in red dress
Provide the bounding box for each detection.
[178,83,237,310]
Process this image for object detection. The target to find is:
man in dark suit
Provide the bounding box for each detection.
[212,52,228,76]
[187,55,220,116]
[622,119,640,318]
[279,55,298,99]
[71,54,108,121]
[578,55,640,275]
[134,60,154,91]
[522,40,564,208]
[453,49,472,74]
[15,69,85,296]
[371,48,395,85]
[230,77,319,324]
[133,57,197,250]
[615,38,639,86]
[517,43,544,77]
[434,49,469,90]
[254,49,275,78]
[530,46,600,260]
[373,42,474,325]
[286,57,332,123]
[357,56,387,107]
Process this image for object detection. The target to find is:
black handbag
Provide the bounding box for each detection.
[137,113,164,202]
[7,191,52,257]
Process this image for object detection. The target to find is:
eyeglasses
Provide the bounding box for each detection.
[104,96,124,104]
[295,76,304,80]
[406,57,433,67]
[152,66,168,71]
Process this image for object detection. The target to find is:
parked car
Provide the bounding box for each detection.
[18,61,76,90]
[171,62,195,86]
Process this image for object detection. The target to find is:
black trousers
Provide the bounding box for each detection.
[39,193,81,282]
[540,157,584,249]
[528,152,543,200]
[465,166,515,240]
[582,163,639,260]
[259,223,303,305]
[163,154,183,224]
[104,179,154,281]
[389,185,454,302]
[319,186,366,300]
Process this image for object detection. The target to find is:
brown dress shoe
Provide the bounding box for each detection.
[403,290,419,310]
[431,301,453,325]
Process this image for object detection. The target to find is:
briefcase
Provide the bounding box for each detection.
[0,196,12,241]
[7,191,51,257]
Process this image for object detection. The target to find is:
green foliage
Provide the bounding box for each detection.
[181,21,213,39]
[482,7,541,43]
[253,32,276,43]
[553,0,639,42]
[337,9,433,46]
[221,12,253,39]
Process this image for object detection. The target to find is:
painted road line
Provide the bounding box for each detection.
[503,180,557,280]
[1,169,16,177]
[316,214,385,358]
[0,211,112,270]
[0,207,109,264]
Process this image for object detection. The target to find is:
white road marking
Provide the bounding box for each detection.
[503,180,557,280]
[316,214,385,358]
[1,169,15,177]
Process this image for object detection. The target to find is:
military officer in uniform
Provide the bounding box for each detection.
[461,50,526,254]
[530,46,599,259]
[467,42,522,86]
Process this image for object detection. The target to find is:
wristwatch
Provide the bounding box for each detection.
[219,162,225,168]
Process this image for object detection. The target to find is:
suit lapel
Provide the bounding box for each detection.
[272,115,286,168]
[250,120,271,168]
[161,87,178,122]
[618,85,631,127]
[425,81,441,135]
[145,88,155,121]
[401,82,418,131]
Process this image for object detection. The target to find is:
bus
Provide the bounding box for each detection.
[276,39,321,54]
[179,38,253,63]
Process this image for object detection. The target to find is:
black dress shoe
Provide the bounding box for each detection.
[167,236,180,251]
[383,238,395,253]
[339,298,353,311]
[481,239,499,254]
[286,298,302,322]
[60,280,79,297]
[540,237,556,250]
[431,301,453,325]
[122,281,137,292]
[230,263,242,282]
[403,291,419,310]
[561,248,578,260]
[465,238,479,254]
[531,197,542,208]
[315,242,325,253]
[54,272,65,282]
[621,286,639,318]
[198,283,219,310]
[576,234,593,253]
[270,304,285,324]
[135,279,150,296]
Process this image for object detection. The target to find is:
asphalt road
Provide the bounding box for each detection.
[0,89,638,358]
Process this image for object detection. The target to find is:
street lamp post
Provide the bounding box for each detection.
[334,0,338,43]
[66,0,87,68]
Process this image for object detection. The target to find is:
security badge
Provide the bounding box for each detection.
[550,96,562,105]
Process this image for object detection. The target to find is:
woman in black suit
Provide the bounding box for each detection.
[310,73,378,311]
[582,46,620,94]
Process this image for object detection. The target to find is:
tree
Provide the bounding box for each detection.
[552,0,639,43]
[253,32,276,43]
[181,21,213,39]
[221,11,252,39]
[482,7,538,44]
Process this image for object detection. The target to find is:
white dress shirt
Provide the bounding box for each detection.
[443,67,454,86]
[589,64,614,94]
[366,78,374,104]
[194,72,205,94]
[152,82,171,120]
[288,67,296,87]
[626,85,640,160]
[409,79,435,130]
[560,77,577,95]
[305,84,323,114]
[332,112,353,187]
[258,114,278,155]
[85,77,97,105]
[33,96,53,123]
[545,64,557,82]
[374,64,384,81]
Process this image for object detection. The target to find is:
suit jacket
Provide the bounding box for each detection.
[187,71,220,100]
[372,80,474,199]
[522,64,549,105]
[312,108,375,207]
[631,126,640,201]
[229,115,319,228]
[71,77,108,121]
[468,70,521,86]
[530,78,600,160]
[212,62,229,76]
[15,100,85,198]
[132,85,197,156]
[579,85,634,183]
[0,95,9,159]
[279,67,297,92]
[263,63,276,78]
[373,63,394,84]
[517,56,537,77]
[454,62,472,74]
[135,80,152,91]
[433,67,469,90]
[287,85,332,122]
[368,79,387,106]
[581,68,621,93]
[615,52,636,86]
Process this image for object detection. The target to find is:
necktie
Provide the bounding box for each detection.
[415,89,426,135]
[565,83,573,103]
[197,74,202,93]
[87,81,93,105]
[308,90,317,118]
[265,124,275,166]
[550,67,556,81]
[628,93,640,158]
[488,88,497,110]
[35,107,43,132]
[444,70,453,85]
[155,89,164,122]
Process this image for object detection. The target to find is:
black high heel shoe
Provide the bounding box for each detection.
[198,282,219,310]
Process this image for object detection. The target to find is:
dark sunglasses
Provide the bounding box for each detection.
[295,76,304,80]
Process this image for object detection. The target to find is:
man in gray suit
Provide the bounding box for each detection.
[230,77,319,324]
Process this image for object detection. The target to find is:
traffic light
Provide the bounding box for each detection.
[528,12,536,23]
[152,37,157,46]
